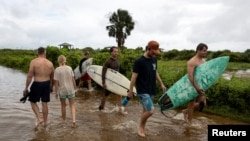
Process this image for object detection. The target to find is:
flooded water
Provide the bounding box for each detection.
[0,66,248,141]
[222,69,250,80]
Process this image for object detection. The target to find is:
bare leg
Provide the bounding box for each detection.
[138,108,153,137]
[69,98,76,128]
[31,102,43,127]
[87,80,92,90]
[182,109,188,122]
[187,108,193,124]
[118,96,127,114]
[60,99,67,122]
[78,79,82,88]
[99,96,106,110]
[183,101,200,124]
[99,91,109,110]
[197,95,206,112]
[42,102,48,127]
[117,96,122,106]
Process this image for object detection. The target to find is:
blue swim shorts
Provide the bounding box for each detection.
[138,94,154,112]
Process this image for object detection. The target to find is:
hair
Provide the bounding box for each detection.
[58,55,66,64]
[37,47,45,55]
[196,43,208,53]
[146,40,159,51]
[110,46,118,53]
[84,51,90,56]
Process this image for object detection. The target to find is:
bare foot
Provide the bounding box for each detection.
[137,127,145,137]
[72,122,77,128]
[34,120,43,131]
[119,106,128,115]
[35,119,43,127]
[43,121,49,129]
[182,109,188,122]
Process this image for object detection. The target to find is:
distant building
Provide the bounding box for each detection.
[59,42,73,49]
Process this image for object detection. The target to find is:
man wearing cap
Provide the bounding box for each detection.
[127,40,166,137]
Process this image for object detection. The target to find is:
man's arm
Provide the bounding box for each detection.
[54,80,59,98]
[187,61,204,95]
[24,61,34,91]
[79,59,84,73]
[156,72,166,92]
[102,60,109,87]
[128,72,138,98]
[50,63,54,92]
[72,76,77,90]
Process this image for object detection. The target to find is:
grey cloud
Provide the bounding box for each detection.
[188,1,250,44]
[0,0,249,52]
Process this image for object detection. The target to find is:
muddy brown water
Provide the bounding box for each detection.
[0,66,248,141]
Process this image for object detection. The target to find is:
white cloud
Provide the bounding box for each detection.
[0,0,249,52]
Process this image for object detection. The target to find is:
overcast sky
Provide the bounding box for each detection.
[0,0,249,52]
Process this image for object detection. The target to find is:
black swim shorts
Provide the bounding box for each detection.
[29,80,51,103]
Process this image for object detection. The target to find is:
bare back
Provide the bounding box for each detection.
[29,57,54,82]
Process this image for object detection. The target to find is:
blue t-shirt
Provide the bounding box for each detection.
[133,56,157,96]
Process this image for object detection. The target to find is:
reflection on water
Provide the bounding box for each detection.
[0,66,248,141]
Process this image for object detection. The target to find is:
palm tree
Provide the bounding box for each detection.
[106,9,135,49]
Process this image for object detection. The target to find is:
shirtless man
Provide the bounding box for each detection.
[183,43,208,124]
[23,47,54,128]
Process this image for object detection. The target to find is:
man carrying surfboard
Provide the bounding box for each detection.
[182,43,208,124]
[99,46,121,111]
[127,40,166,137]
[78,51,93,91]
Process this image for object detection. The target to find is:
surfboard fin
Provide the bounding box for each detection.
[158,94,175,117]
[158,95,173,110]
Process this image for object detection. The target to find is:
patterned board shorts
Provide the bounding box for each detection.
[138,94,154,112]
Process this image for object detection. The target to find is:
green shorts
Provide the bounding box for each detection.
[59,92,75,99]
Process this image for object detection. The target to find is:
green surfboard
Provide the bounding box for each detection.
[158,56,229,111]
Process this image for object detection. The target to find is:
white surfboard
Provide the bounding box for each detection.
[87,65,136,96]
[74,58,93,80]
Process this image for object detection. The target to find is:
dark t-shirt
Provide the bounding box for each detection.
[102,57,120,84]
[133,56,157,96]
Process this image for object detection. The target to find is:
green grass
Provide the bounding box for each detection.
[227,62,250,71]
[205,105,250,123]
[158,60,186,87]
